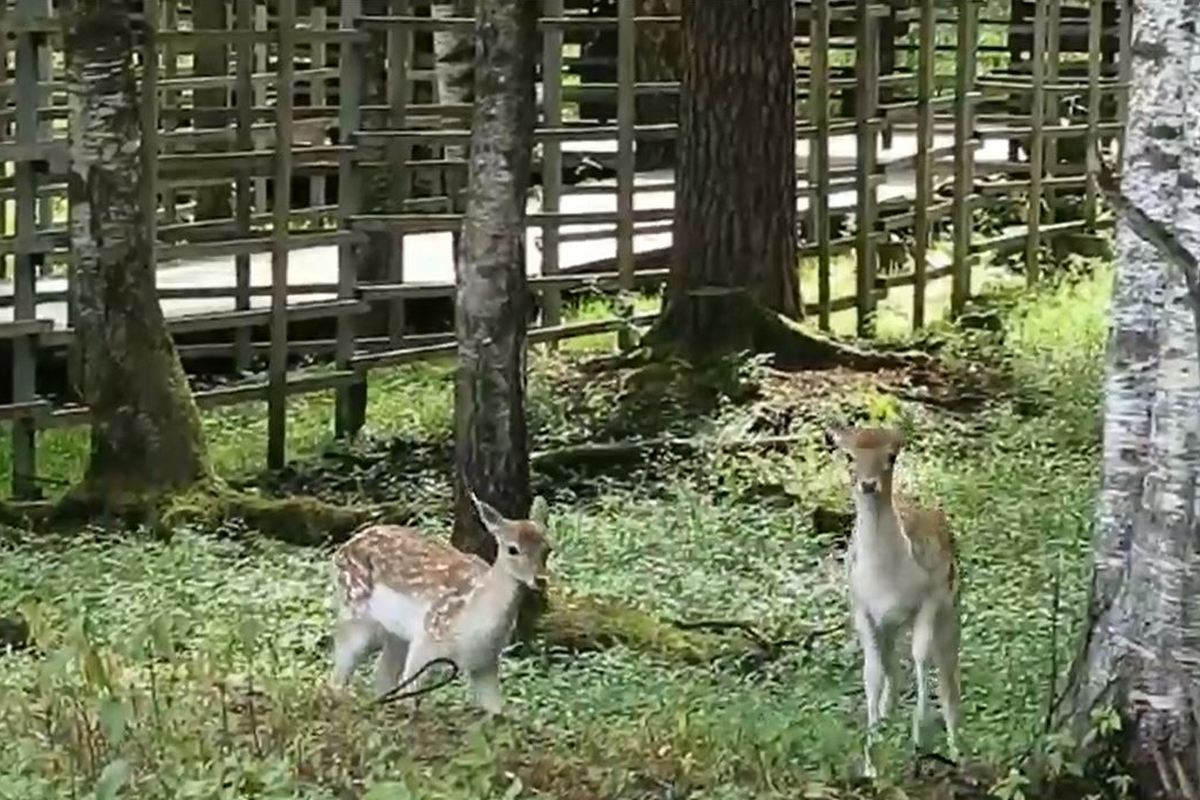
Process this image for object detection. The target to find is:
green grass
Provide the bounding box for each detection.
[0,263,1112,798]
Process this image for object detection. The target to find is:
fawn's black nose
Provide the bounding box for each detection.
[859,479,879,495]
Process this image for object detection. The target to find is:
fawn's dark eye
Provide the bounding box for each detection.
[507,544,520,556]
[887,453,897,467]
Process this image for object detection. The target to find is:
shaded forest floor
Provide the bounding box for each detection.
[0,264,1111,799]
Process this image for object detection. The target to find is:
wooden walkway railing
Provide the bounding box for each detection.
[0,0,1128,495]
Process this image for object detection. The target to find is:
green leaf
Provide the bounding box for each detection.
[80,645,111,693]
[94,759,131,800]
[362,781,411,800]
[238,617,263,652]
[99,698,129,746]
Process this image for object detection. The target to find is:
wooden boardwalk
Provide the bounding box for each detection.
[0,132,1011,327]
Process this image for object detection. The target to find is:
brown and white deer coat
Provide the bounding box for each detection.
[329,492,552,715]
[828,426,961,775]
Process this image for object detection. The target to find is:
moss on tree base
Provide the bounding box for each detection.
[43,480,413,546]
[644,290,928,370]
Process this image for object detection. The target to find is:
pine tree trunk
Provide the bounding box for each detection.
[1060,1,1200,794]
[63,0,212,499]
[451,0,536,559]
[651,0,799,358]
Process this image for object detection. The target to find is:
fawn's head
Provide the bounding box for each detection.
[827,426,905,500]
[469,491,553,589]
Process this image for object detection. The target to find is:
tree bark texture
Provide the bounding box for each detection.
[658,0,799,355]
[1062,1,1200,794]
[63,0,212,497]
[451,0,537,560]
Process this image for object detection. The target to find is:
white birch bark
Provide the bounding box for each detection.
[1065,1,1200,794]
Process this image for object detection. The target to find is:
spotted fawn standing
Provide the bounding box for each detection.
[329,492,552,715]
[828,426,961,776]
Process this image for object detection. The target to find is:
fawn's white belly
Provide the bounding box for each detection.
[366,585,430,642]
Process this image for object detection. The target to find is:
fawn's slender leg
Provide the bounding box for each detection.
[911,600,941,749]
[468,662,503,716]
[372,634,409,698]
[854,606,885,777]
[330,618,376,689]
[934,604,963,760]
[877,623,900,721]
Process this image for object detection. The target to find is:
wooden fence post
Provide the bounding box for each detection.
[854,0,879,338]
[541,0,565,332]
[310,0,329,210]
[267,0,296,468]
[234,0,254,370]
[11,0,41,498]
[811,0,831,331]
[1083,0,1102,228]
[386,0,410,347]
[950,0,977,316]
[1025,0,1046,287]
[912,0,934,330]
[336,0,366,438]
[616,0,635,348]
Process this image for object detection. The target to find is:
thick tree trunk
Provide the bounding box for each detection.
[193,0,231,221]
[63,0,212,499]
[451,0,536,560]
[651,0,799,359]
[1060,2,1200,795]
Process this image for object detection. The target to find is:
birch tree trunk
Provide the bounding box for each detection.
[63,0,212,501]
[1060,1,1200,794]
[451,0,536,560]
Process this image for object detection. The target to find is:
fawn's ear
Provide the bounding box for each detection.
[468,490,508,537]
[529,495,549,526]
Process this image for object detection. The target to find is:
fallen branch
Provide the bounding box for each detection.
[670,618,838,669]
[377,657,461,706]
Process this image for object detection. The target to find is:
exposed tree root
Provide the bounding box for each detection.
[533,592,732,664]
[643,291,929,371]
[532,590,831,670]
